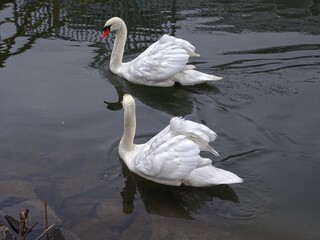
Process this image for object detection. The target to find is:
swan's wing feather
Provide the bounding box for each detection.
[170,117,217,142]
[125,35,196,82]
[134,134,201,179]
[138,34,198,59]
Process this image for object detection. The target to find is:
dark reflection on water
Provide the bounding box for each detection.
[99,61,194,116]
[1,0,320,239]
[121,156,239,219]
[99,61,220,116]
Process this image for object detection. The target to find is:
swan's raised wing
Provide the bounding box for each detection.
[121,35,199,84]
[170,117,217,142]
[138,34,199,58]
[170,117,219,156]
[134,134,208,179]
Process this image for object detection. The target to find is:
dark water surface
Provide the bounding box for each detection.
[1,0,320,239]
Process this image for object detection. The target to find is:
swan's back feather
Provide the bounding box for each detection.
[135,134,202,179]
[119,35,202,86]
[133,117,220,180]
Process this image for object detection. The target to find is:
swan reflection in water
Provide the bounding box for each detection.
[119,156,239,219]
[99,61,220,116]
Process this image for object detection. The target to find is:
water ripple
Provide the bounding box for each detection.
[224,44,320,55]
[221,148,265,163]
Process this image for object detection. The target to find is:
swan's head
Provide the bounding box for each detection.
[122,94,135,110]
[101,17,125,39]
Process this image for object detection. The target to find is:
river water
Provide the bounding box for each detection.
[0,0,319,239]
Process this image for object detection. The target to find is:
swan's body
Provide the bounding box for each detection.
[101,17,222,87]
[119,94,243,187]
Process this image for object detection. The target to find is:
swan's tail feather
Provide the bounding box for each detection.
[184,164,243,186]
[208,147,220,157]
[188,52,200,57]
[207,166,243,185]
[185,132,220,156]
[174,70,222,86]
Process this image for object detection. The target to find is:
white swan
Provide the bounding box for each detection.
[119,94,243,187]
[101,17,222,87]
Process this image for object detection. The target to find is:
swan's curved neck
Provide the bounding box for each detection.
[110,23,127,73]
[120,102,136,155]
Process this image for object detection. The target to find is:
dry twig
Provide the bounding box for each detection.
[22,222,38,240]
[44,201,49,240]
[35,223,55,240]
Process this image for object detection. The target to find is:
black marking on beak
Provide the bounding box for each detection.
[103,25,111,32]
